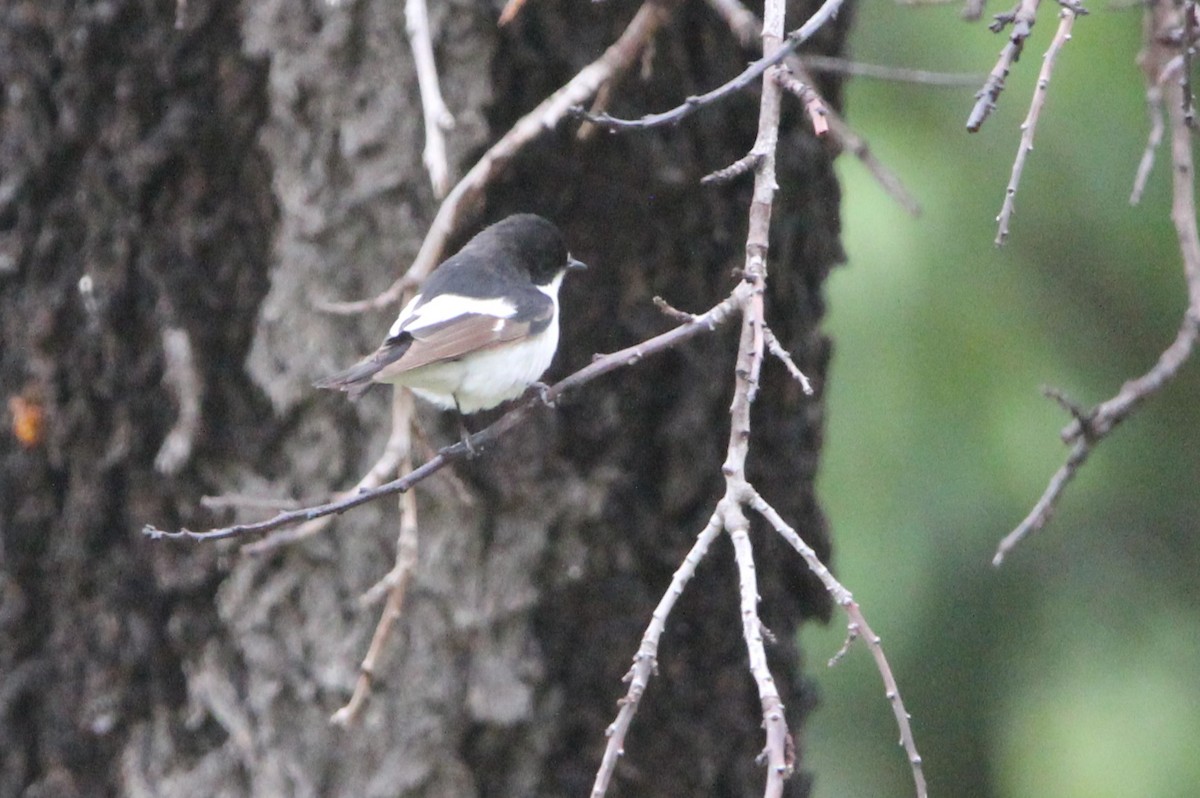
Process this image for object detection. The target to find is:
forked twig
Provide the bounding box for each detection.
[995,3,1200,563]
[995,8,1077,246]
[967,0,1043,132]
[704,0,921,215]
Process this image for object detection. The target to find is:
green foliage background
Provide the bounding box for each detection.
[805,4,1200,796]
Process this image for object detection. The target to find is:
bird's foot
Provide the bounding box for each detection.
[531,381,556,407]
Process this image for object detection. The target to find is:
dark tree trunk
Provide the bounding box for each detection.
[0,0,849,796]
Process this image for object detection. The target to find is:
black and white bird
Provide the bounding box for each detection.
[316,214,585,413]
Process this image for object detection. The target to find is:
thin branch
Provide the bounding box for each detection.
[995,8,1200,563]
[242,390,416,555]
[748,491,927,798]
[704,0,922,215]
[995,9,1077,246]
[588,512,724,798]
[701,152,763,185]
[762,324,814,395]
[332,391,421,726]
[316,0,677,315]
[799,54,985,87]
[406,0,456,199]
[573,0,848,132]
[775,71,830,136]
[1130,76,1165,205]
[729,509,792,795]
[966,0,1043,133]
[143,288,745,543]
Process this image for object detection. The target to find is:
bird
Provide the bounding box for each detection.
[315,214,585,414]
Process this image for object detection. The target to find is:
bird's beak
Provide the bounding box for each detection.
[567,256,587,271]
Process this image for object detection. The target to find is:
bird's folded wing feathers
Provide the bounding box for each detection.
[373,313,536,380]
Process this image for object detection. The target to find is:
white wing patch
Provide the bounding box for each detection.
[388,293,517,337]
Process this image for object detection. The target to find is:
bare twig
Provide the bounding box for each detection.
[587,0,925,790]
[1130,76,1165,205]
[406,0,456,199]
[995,4,1200,563]
[701,152,763,184]
[799,54,984,87]
[995,9,1077,246]
[588,512,724,798]
[704,0,922,215]
[748,492,927,798]
[155,327,202,475]
[966,0,1043,132]
[775,71,830,136]
[242,389,416,555]
[573,0,848,132]
[332,391,421,726]
[317,0,676,315]
[762,324,814,395]
[143,289,745,543]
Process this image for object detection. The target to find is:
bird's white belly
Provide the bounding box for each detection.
[386,324,560,413]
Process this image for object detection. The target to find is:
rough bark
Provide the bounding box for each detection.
[0,0,848,796]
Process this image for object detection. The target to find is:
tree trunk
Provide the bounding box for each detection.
[0,0,849,796]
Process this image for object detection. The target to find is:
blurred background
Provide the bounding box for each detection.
[803,4,1200,797]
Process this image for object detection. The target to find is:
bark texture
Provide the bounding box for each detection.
[0,0,849,796]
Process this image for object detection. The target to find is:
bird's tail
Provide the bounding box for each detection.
[314,361,380,401]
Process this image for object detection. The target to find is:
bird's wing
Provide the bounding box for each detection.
[373,312,540,379]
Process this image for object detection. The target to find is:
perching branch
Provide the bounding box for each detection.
[994,1,1200,563]
[143,288,744,543]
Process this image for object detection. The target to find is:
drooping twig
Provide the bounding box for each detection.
[572,0,847,132]
[748,491,927,798]
[966,0,1043,132]
[316,0,676,315]
[587,0,924,790]
[704,0,921,215]
[994,8,1077,246]
[995,5,1200,563]
[143,288,745,543]
[1130,70,1166,205]
[332,390,421,726]
[588,512,724,798]
[762,324,814,395]
[799,54,984,87]
[406,0,456,199]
